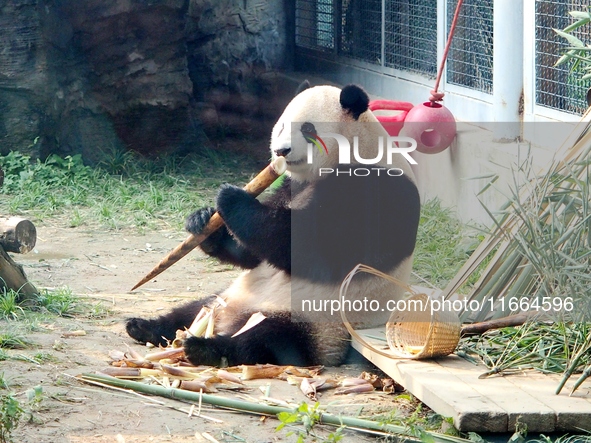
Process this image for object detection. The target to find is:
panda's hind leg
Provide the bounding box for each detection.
[183,312,318,367]
[126,296,215,347]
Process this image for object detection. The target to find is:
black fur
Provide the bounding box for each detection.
[185,207,261,269]
[296,79,311,95]
[215,184,291,272]
[126,296,216,347]
[340,84,370,119]
[183,314,316,366]
[127,296,317,366]
[204,170,419,283]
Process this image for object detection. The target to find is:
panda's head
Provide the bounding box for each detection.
[270,83,376,182]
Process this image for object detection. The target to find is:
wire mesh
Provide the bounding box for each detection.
[535,0,590,115]
[295,0,335,50]
[297,0,438,74]
[339,0,382,64]
[384,0,438,77]
[446,0,493,94]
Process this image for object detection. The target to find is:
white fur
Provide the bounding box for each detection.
[271,85,416,184]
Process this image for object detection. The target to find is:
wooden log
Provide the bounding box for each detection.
[0,217,36,254]
[0,243,38,304]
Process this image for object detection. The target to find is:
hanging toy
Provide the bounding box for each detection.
[369,100,414,136]
[403,0,464,154]
[402,98,456,155]
[372,0,463,154]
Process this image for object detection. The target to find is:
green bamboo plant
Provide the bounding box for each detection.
[447,9,591,391]
[79,373,474,443]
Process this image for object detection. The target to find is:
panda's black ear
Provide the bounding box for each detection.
[295,80,311,96]
[340,84,370,120]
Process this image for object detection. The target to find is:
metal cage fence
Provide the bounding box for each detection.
[535,0,590,115]
[295,0,335,50]
[340,0,382,64]
[294,0,487,87]
[384,0,438,77]
[445,0,493,94]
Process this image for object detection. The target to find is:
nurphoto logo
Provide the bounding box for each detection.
[305,131,417,177]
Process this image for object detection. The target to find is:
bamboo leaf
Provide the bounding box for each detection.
[554,28,586,47]
[563,17,591,33]
[568,10,591,20]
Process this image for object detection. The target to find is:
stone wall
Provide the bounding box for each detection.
[0,0,292,163]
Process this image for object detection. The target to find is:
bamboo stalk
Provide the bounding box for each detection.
[460,313,531,337]
[131,157,287,291]
[144,347,186,362]
[78,373,473,443]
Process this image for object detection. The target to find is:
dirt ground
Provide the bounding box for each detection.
[2,225,417,443]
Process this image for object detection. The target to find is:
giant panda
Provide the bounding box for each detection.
[126,83,421,367]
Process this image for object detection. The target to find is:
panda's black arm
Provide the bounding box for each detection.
[185,207,262,269]
[216,184,291,272]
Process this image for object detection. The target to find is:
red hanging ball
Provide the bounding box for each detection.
[402,102,456,154]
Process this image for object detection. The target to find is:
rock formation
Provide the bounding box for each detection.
[0,0,292,162]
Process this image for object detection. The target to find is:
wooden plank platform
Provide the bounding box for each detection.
[352,327,591,433]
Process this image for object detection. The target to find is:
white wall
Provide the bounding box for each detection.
[292,0,587,225]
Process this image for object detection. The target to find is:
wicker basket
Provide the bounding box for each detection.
[340,264,461,360]
[386,292,461,359]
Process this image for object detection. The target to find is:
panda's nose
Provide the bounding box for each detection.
[275,147,291,157]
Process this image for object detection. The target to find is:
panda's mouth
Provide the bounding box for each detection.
[285,158,306,166]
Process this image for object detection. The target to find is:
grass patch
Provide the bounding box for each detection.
[0,149,259,232]
[0,333,29,350]
[413,199,480,290]
[35,287,82,317]
[0,290,24,321]
[0,286,108,352]
[34,287,108,319]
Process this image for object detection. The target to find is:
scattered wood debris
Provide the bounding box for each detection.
[99,343,400,400]
[61,330,87,338]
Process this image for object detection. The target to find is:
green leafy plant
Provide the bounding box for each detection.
[35,287,79,317]
[447,142,591,396]
[276,402,319,441]
[25,386,44,413]
[554,8,591,80]
[276,402,344,443]
[0,394,23,443]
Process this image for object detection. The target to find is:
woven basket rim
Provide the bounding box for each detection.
[340,264,461,360]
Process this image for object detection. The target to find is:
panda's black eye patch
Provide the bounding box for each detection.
[301,122,316,136]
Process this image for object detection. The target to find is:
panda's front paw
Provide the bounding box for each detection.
[185,207,226,254]
[185,207,215,235]
[183,335,235,367]
[216,184,257,222]
[126,317,168,347]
